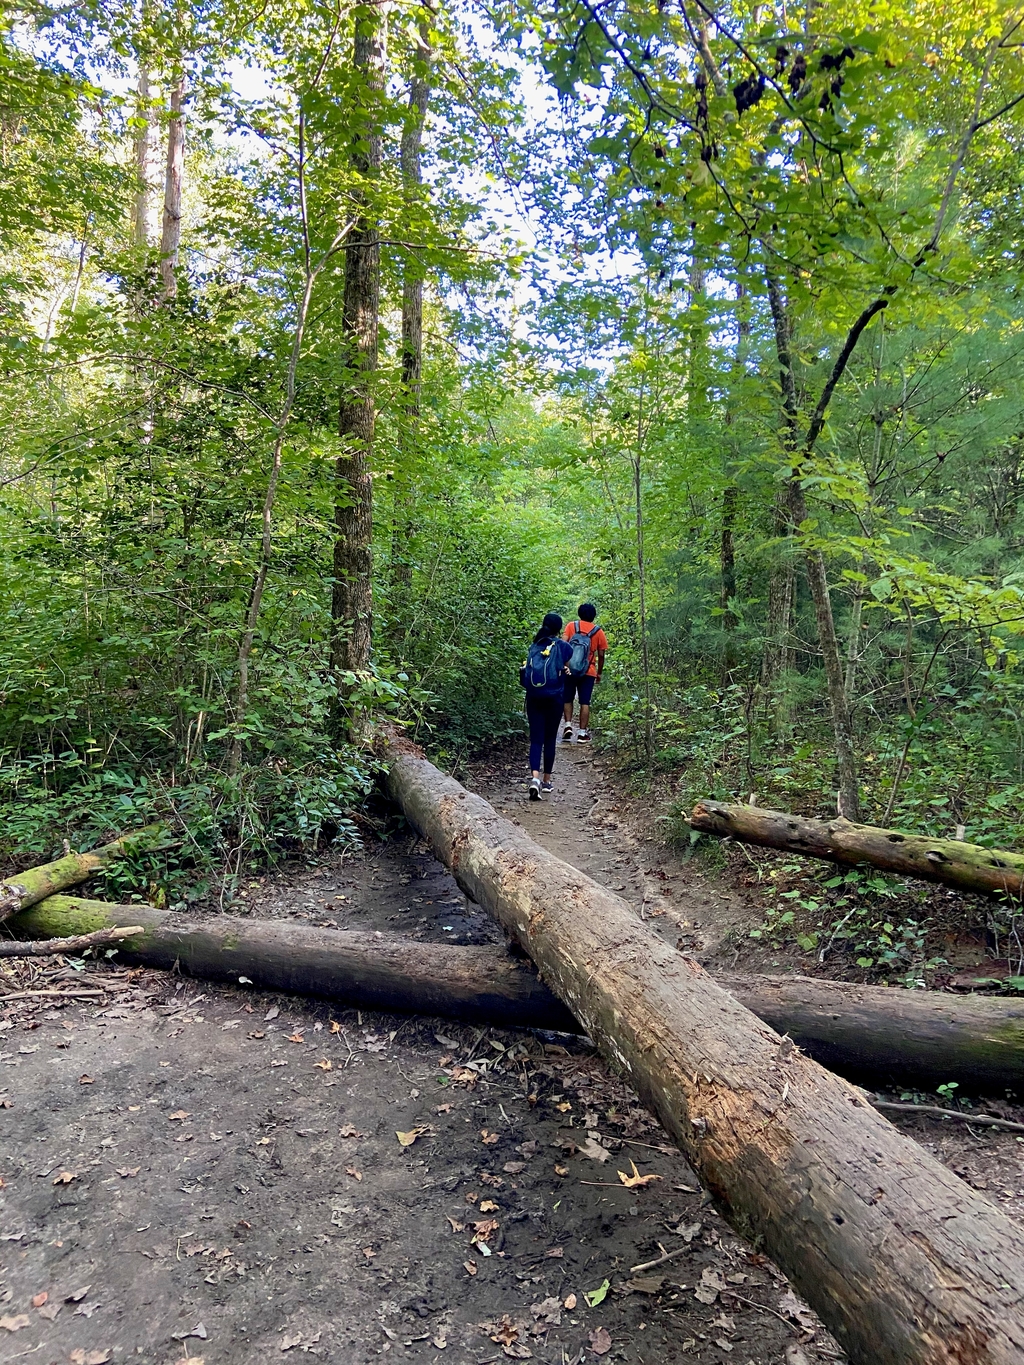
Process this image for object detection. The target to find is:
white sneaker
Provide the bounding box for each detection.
[528,777,542,801]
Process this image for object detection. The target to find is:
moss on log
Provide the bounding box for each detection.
[0,823,168,924]
[691,799,1024,897]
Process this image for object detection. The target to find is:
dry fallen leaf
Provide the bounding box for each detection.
[168,1110,190,1122]
[116,1167,140,1178]
[554,1164,568,1177]
[31,1292,48,1308]
[286,1032,305,1043]
[265,1006,279,1020]
[0,1315,30,1332]
[247,1030,265,1040]
[578,1136,610,1163]
[502,1161,525,1174]
[445,1216,464,1234]
[695,1267,725,1305]
[555,1101,572,1113]
[69,1351,111,1365]
[52,1170,77,1185]
[463,1260,477,1276]
[563,1294,577,1310]
[471,1218,500,1239]
[314,1059,332,1071]
[479,1199,500,1213]
[464,1191,479,1204]
[74,1301,101,1319]
[435,1103,452,1114]
[362,1246,376,1260]
[396,1127,427,1147]
[338,1123,362,1138]
[329,1020,342,1034]
[345,1167,362,1182]
[38,1304,61,1321]
[431,1335,446,1350]
[589,1327,612,1356]
[480,1129,499,1145]
[78,1075,94,1085]
[66,1286,91,1303]
[617,1160,662,1190]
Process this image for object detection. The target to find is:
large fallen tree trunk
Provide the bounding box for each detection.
[7,896,578,1031]
[0,823,167,923]
[385,748,1024,1365]
[8,895,1023,1088]
[715,972,1024,1088]
[691,799,1024,897]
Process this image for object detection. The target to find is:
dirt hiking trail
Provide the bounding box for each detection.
[1,737,1022,1365]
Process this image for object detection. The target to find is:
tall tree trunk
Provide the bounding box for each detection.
[719,484,738,679]
[761,490,795,690]
[720,283,747,684]
[391,20,432,593]
[132,67,157,246]
[331,5,388,677]
[159,75,185,300]
[765,273,860,818]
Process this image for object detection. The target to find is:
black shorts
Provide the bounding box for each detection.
[563,674,596,706]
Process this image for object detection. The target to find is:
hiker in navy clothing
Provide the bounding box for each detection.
[520,612,572,801]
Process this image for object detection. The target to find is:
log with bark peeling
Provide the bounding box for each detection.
[7,897,578,1031]
[384,744,1024,1365]
[691,799,1024,897]
[0,823,168,924]
[6,902,1023,1086]
[0,925,145,957]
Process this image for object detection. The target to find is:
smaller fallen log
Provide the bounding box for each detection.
[871,1102,1024,1135]
[0,823,168,924]
[7,897,578,1031]
[0,926,145,957]
[7,900,1023,1086]
[691,799,1024,897]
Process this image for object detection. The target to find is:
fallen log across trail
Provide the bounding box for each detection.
[9,894,1023,1089]
[7,896,579,1031]
[691,799,1024,898]
[385,747,1024,1365]
[0,822,168,924]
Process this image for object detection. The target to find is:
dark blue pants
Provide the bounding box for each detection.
[527,695,563,773]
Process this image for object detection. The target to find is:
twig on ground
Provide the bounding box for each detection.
[0,988,108,1001]
[723,1289,801,1330]
[873,1101,1024,1134]
[0,927,144,958]
[629,1242,690,1273]
[619,1137,678,1156]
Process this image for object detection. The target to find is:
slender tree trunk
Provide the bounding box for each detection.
[132,68,156,246]
[633,456,653,763]
[391,22,431,593]
[720,484,738,679]
[331,5,388,677]
[159,75,185,300]
[761,490,795,689]
[765,273,860,818]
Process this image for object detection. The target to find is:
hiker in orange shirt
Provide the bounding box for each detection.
[562,604,607,743]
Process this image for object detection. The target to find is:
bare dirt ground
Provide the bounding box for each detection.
[1,733,1022,1365]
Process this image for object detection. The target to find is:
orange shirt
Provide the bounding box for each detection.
[563,621,608,677]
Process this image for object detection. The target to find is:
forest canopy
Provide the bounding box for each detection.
[3,0,1024,893]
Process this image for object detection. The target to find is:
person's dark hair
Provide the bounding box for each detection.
[578,602,597,622]
[533,612,563,645]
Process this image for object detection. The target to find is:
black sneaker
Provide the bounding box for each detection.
[529,777,542,801]
[577,730,592,743]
